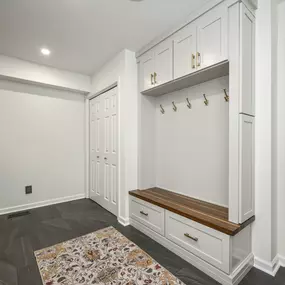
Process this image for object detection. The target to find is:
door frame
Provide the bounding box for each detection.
[85,81,120,218]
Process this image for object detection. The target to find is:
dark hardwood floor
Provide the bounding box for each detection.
[0,199,284,285]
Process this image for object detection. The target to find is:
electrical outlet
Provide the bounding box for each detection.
[25,185,32,194]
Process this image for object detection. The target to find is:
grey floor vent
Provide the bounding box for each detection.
[7,210,31,219]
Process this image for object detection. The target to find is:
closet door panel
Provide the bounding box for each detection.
[239,115,255,223]
[154,39,173,87]
[109,88,118,214]
[196,4,227,69]
[173,23,197,79]
[140,51,155,92]
[90,87,118,217]
[90,97,104,206]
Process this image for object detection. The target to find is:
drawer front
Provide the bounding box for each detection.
[165,211,230,273]
[130,197,165,235]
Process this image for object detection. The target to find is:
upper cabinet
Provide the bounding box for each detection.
[240,4,255,116]
[173,23,197,79]
[140,3,228,92]
[140,40,173,92]
[196,4,228,70]
[141,51,155,92]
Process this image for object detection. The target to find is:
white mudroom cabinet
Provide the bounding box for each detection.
[131,1,256,285]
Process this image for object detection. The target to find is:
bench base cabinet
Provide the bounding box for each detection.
[130,197,253,285]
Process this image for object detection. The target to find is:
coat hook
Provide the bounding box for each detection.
[203,94,209,106]
[172,101,177,112]
[223,89,229,102]
[160,104,165,114]
[186,98,192,109]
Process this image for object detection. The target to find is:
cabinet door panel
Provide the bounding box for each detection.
[154,40,173,86]
[197,4,227,69]
[239,115,255,223]
[240,3,255,116]
[140,51,155,92]
[174,24,197,79]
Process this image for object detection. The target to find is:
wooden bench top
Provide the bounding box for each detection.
[129,187,255,236]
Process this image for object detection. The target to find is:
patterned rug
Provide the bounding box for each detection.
[35,226,185,285]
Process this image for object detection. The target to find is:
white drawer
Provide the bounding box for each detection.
[165,211,230,273]
[130,197,165,235]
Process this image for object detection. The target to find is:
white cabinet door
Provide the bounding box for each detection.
[154,39,173,87]
[239,114,255,223]
[196,4,227,69]
[173,23,197,79]
[140,51,155,92]
[240,3,255,116]
[90,87,118,217]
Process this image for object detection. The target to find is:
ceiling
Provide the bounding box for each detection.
[0,0,210,75]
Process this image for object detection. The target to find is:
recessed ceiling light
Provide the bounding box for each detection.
[41,48,51,56]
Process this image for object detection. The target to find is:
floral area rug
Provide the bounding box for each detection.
[35,226,185,285]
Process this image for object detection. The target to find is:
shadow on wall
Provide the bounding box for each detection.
[0,79,85,102]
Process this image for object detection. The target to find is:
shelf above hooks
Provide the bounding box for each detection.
[142,60,229,97]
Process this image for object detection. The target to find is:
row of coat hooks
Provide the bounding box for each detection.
[160,89,229,114]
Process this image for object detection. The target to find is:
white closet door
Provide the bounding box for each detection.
[102,88,118,216]
[90,96,104,207]
[89,87,118,216]
[196,4,227,69]
[173,23,197,79]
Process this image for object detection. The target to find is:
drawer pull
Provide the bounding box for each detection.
[140,211,148,216]
[184,233,198,242]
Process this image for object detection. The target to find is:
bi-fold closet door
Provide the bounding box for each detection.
[90,87,118,216]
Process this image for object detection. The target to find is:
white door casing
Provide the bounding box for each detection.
[90,87,118,216]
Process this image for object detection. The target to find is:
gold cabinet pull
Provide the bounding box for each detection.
[151,74,154,85]
[192,54,196,69]
[184,233,198,242]
[140,211,148,216]
[154,72,157,84]
[196,52,201,67]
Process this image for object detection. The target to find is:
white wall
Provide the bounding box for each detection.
[155,77,229,206]
[0,79,86,214]
[0,55,91,93]
[277,0,285,262]
[90,49,138,225]
[253,0,281,274]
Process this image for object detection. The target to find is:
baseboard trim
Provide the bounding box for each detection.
[279,255,285,267]
[130,218,253,285]
[254,255,280,276]
[0,194,86,216]
[118,216,130,226]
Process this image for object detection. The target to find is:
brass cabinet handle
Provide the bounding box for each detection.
[154,72,157,84]
[192,54,196,69]
[151,74,154,85]
[140,211,148,216]
[196,52,201,67]
[184,233,198,242]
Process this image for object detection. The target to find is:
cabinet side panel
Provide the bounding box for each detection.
[228,2,240,223]
[138,60,157,189]
[231,225,252,272]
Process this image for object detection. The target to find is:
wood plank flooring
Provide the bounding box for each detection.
[0,199,283,285]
